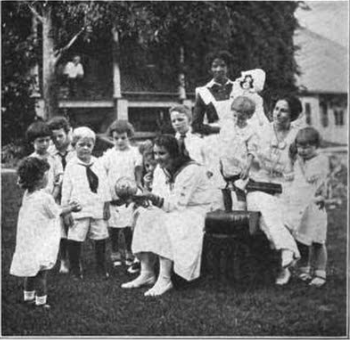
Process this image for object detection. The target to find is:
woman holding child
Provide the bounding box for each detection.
[121,134,212,296]
[247,95,303,285]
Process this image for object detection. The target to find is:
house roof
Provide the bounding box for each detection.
[294,27,348,94]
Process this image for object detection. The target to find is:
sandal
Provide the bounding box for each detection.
[298,272,312,282]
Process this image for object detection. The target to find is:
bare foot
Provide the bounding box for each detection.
[144,278,173,296]
[121,273,156,289]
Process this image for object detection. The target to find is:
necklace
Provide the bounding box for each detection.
[272,124,289,149]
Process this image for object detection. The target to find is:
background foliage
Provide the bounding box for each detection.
[2,1,301,146]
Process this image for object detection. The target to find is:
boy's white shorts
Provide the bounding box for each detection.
[68,218,109,242]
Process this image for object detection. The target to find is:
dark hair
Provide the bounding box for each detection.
[153,134,192,163]
[26,121,52,144]
[231,96,256,118]
[17,157,50,191]
[108,120,135,138]
[274,95,303,122]
[240,75,254,89]
[295,127,321,148]
[48,116,71,133]
[205,50,233,69]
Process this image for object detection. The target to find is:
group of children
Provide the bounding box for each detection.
[9,93,344,307]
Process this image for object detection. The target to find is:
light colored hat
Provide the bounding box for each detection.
[237,69,266,92]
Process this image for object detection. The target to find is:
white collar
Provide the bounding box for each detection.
[175,128,192,139]
[206,79,234,88]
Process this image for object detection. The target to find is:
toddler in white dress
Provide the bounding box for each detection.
[285,127,329,287]
[10,157,80,309]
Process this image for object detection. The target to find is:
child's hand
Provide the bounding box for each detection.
[69,200,82,212]
[103,202,111,220]
[143,172,153,184]
[63,213,74,228]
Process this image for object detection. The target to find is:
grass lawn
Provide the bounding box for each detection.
[1,171,348,337]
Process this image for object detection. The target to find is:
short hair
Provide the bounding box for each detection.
[274,95,303,122]
[108,120,135,138]
[169,105,192,122]
[47,116,71,133]
[71,127,96,146]
[17,157,50,191]
[295,127,321,148]
[231,96,256,118]
[26,121,52,144]
[205,50,233,69]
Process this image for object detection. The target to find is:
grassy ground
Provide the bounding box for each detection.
[1,170,348,337]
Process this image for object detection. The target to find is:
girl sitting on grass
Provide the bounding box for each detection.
[10,157,81,309]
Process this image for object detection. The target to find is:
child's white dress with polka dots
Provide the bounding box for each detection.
[10,190,61,277]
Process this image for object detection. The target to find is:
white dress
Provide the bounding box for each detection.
[101,147,142,228]
[10,190,62,277]
[246,123,300,258]
[132,163,212,281]
[284,154,328,245]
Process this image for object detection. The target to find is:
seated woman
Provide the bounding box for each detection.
[247,95,303,285]
[121,135,212,296]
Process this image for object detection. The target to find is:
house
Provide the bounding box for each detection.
[294,27,348,144]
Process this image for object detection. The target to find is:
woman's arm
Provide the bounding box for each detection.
[192,92,220,135]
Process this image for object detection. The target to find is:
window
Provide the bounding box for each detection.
[320,102,328,127]
[305,103,311,125]
[334,109,344,126]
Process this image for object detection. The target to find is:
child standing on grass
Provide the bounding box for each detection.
[10,157,81,309]
[285,127,329,287]
[101,120,143,267]
[219,96,258,210]
[61,127,111,279]
[48,116,76,275]
[26,121,63,201]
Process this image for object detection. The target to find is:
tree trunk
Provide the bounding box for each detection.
[42,5,58,120]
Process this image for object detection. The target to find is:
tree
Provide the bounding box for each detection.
[1,1,36,146]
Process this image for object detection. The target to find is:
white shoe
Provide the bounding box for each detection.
[275,268,291,285]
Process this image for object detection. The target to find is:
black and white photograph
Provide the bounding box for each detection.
[1,0,348,337]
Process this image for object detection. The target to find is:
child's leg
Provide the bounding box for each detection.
[234,188,247,211]
[35,270,49,307]
[95,238,109,278]
[296,241,311,280]
[309,242,327,287]
[109,228,122,265]
[68,240,83,278]
[59,238,70,273]
[124,227,134,265]
[23,277,36,302]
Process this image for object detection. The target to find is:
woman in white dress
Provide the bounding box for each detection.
[247,95,303,285]
[121,135,212,296]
